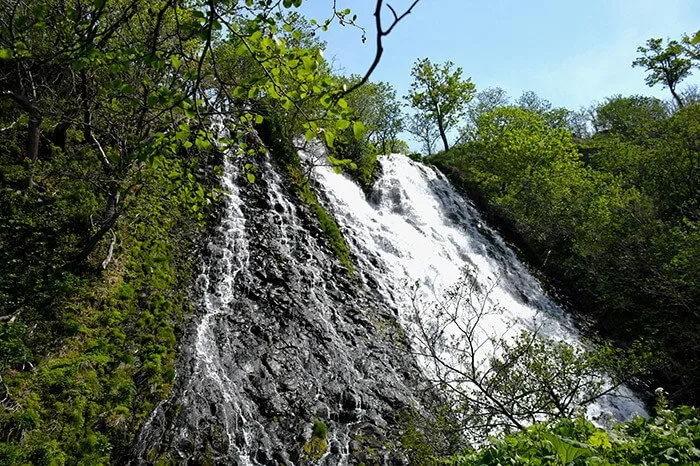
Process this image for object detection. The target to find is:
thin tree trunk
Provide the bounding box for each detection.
[69,201,120,269]
[2,91,43,187]
[25,110,41,187]
[437,113,449,152]
[669,83,684,109]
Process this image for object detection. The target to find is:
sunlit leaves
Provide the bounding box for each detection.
[352,120,365,139]
[327,155,357,174]
[324,129,335,148]
[244,163,257,183]
[407,58,476,151]
[633,37,693,106]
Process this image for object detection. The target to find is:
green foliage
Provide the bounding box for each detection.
[303,420,328,461]
[324,76,406,190]
[0,0,414,463]
[408,270,654,443]
[515,90,574,130]
[312,419,328,438]
[407,111,441,156]
[432,96,700,404]
[0,151,218,462]
[407,58,476,152]
[633,36,694,107]
[0,322,32,371]
[399,405,471,465]
[458,87,510,142]
[349,151,379,190]
[431,405,700,465]
[288,166,354,274]
[682,29,700,61]
[339,76,405,155]
[591,95,668,138]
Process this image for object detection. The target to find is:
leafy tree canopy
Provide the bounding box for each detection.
[633,36,694,108]
[406,57,476,152]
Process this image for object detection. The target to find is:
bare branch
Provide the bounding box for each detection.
[342,0,421,97]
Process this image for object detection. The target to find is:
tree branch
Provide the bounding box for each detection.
[342,0,421,97]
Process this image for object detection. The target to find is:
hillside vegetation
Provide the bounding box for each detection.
[1,0,698,463]
[430,97,699,406]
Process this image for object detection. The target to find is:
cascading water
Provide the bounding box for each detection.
[130,152,430,465]
[131,145,646,464]
[309,150,646,425]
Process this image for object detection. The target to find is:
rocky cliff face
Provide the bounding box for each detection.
[129,154,431,465]
[129,144,647,465]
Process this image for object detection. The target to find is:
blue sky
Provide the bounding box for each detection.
[299,0,700,113]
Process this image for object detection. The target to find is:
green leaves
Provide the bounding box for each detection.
[324,130,335,148]
[432,406,700,465]
[544,433,593,463]
[406,58,476,151]
[233,86,247,98]
[691,30,700,44]
[633,36,693,106]
[244,163,257,183]
[353,120,365,139]
[327,155,356,174]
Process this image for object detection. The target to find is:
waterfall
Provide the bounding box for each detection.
[130,152,429,465]
[309,152,646,425]
[131,148,645,464]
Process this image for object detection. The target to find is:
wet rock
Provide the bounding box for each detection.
[128,156,430,465]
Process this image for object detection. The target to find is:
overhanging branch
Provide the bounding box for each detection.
[342,0,421,97]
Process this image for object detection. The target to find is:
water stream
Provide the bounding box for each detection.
[310,151,646,425]
[131,149,646,464]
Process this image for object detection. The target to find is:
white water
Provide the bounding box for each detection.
[134,146,647,463]
[193,153,253,462]
[310,152,646,425]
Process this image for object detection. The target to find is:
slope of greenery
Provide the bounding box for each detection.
[0,1,415,461]
[404,402,700,465]
[0,152,219,463]
[429,100,699,405]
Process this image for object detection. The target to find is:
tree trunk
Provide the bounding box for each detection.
[2,91,43,187]
[69,184,121,268]
[25,110,42,187]
[69,205,120,269]
[436,113,449,152]
[669,83,684,109]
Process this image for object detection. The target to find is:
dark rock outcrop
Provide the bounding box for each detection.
[129,156,431,465]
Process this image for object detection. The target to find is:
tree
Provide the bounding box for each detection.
[678,84,700,108]
[407,111,440,156]
[682,29,700,61]
[633,37,693,108]
[342,77,404,154]
[592,95,668,138]
[0,0,421,268]
[457,87,510,143]
[406,58,475,152]
[406,271,648,442]
[516,91,573,130]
